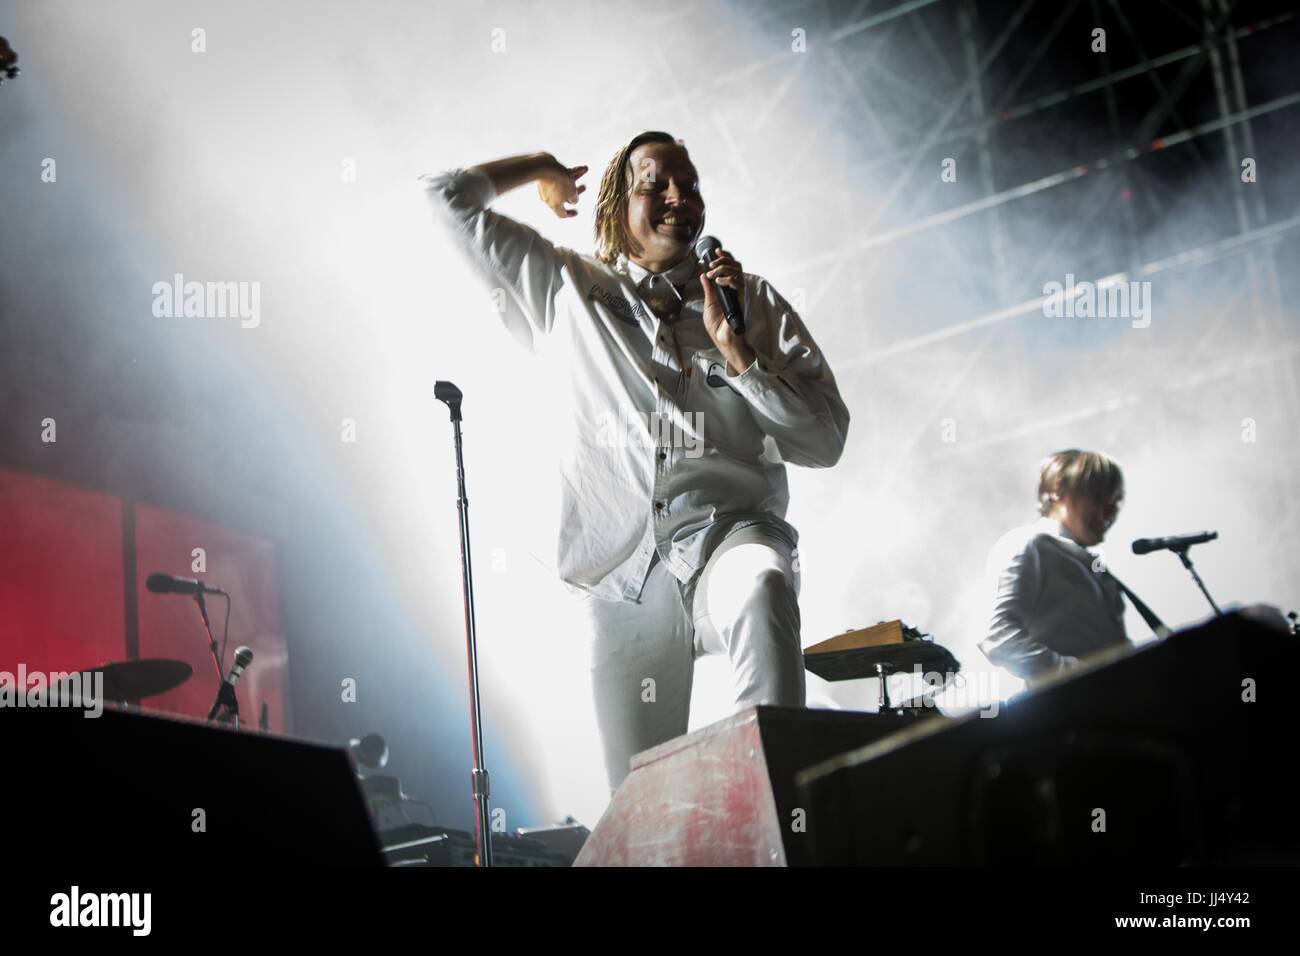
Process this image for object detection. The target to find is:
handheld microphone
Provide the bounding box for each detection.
[227,646,254,687]
[145,572,228,597]
[694,236,745,335]
[1132,531,1218,555]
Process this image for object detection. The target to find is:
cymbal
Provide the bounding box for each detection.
[68,659,194,703]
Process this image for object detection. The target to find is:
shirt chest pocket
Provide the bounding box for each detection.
[687,350,764,455]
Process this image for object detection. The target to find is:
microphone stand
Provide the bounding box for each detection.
[195,589,236,726]
[206,679,241,728]
[435,380,493,868]
[1172,545,1224,617]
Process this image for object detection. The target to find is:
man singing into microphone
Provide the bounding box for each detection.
[980,449,1132,685]
[422,132,849,790]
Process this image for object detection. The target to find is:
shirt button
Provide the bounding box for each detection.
[654,501,665,511]
[657,451,667,460]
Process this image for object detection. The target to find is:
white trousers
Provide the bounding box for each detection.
[580,525,805,792]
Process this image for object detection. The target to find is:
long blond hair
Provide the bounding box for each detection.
[593,131,690,264]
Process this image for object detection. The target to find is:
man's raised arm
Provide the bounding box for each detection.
[420,152,587,351]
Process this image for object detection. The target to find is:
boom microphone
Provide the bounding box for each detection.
[145,572,228,596]
[1132,531,1218,555]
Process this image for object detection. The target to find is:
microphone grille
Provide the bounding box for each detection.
[234,646,254,667]
[694,235,721,261]
[145,572,172,593]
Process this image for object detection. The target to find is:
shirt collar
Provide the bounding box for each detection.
[618,252,698,290]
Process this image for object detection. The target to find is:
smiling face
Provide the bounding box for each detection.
[1058,487,1124,547]
[623,141,705,272]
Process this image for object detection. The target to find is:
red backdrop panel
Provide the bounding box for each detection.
[0,467,126,673]
[132,505,292,733]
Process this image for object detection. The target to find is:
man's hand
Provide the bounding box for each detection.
[536,156,588,218]
[699,248,757,375]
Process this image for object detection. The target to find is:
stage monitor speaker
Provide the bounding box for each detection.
[574,708,922,866]
[3,705,384,866]
[795,611,1299,865]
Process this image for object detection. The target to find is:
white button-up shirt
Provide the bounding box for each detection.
[421,167,849,602]
[980,517,1131,679]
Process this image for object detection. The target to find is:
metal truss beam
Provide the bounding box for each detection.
[831,210,1300,369]
[786,89,1300,274]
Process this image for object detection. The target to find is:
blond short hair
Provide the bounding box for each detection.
[1037,449,1124,516]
